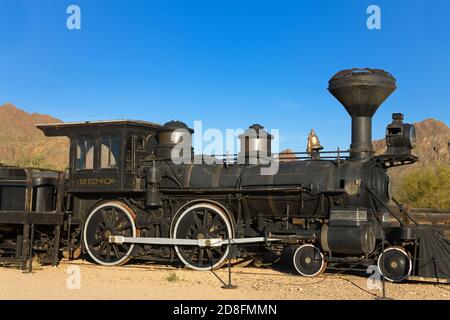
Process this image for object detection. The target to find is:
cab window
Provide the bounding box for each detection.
[101,136,120,169]
[136,136,146,151]
[76,137,95,170]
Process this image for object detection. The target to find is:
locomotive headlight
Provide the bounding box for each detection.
[406,124,416,149]
[386,113,416,155]
[386,123,416,149]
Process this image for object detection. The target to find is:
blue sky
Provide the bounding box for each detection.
[0,0,449,152]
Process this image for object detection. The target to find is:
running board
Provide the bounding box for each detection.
[109,236,281,247]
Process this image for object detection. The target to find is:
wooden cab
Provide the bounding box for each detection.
[38,120,161,194]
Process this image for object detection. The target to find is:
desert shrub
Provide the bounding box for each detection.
[7,154,59,170]
[167,272,179,282]
[395,163,450,210]
[13,154,47,168]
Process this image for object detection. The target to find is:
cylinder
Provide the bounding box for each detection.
[155,121,194,161]
[351,116,373,160]
[34,177,55,212]
[145,162,162,208]
[238,124,273,164]
[321,223,376,255]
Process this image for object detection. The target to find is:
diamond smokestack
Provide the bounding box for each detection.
[328,68,397,160]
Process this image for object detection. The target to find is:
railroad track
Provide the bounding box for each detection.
[408,209,450,225]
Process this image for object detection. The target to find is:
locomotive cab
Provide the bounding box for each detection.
[38,120,161,193]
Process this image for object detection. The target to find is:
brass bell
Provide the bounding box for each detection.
[306,129,324,154]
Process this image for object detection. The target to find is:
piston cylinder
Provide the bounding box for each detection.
[320,208,376,255]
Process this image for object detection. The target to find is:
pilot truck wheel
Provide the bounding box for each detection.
[377,247,412,282]
[293,244,327,277]
[83,201,139,266]
[172,203,233,271]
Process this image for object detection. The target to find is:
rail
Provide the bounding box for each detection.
[188,149,351,164]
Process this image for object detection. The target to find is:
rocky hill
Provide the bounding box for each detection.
[0,103,69,170]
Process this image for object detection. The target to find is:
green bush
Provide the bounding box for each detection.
[395,163,450,210]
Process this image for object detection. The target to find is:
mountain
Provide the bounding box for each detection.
[0,103,69,170]
[278,149,297,161]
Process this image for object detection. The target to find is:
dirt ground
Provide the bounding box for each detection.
[0,260,448,300]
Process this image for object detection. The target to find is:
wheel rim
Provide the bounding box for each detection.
[173,203,232,271]
[83,202,137,266]
[293,244,327,277]
[378,247,412,282]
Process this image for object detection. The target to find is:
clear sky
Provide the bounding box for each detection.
[1,0,449,153]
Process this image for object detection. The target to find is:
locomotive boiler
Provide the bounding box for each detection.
[0,68,448,283]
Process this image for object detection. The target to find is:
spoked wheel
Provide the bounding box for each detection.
[83,201,139,266]
[293,244,327,277]
[378,247,412,282]
[172,203,233,271]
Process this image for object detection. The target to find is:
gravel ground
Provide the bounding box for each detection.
[0,260,448,300]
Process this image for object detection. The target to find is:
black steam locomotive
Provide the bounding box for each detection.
[0,68,449,282]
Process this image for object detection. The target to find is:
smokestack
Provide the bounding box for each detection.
[328,68,396,160]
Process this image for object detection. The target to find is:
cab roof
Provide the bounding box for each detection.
[37,120,162,137]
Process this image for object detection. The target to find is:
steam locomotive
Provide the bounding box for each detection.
[0,68,449,283]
